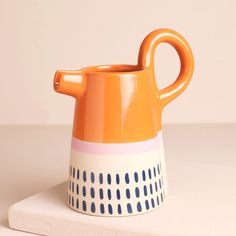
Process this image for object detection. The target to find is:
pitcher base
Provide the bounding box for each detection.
[67,134,167,216]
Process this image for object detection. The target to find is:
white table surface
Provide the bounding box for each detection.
[1,125,236,235]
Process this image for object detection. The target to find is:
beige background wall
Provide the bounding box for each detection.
[0,0,235,125]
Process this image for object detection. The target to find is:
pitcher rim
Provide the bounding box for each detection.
[83,64,148,76]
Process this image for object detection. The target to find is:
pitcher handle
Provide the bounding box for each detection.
[138,28,194,108]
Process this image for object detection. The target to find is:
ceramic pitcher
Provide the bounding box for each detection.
[53,29,194,216]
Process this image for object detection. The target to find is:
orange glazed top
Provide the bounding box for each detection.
[54,29,194,143]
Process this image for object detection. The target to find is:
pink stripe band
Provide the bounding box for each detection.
[71,132,162,155]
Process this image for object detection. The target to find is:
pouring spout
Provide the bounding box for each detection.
[53,70,86,98]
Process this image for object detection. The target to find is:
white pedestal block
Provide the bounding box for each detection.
[8,159,236,236]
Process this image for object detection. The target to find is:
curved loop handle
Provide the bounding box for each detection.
[138,28,194,107]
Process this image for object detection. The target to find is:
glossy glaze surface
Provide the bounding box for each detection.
[54,29,194,143]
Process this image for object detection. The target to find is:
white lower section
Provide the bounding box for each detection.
[159,140,168,196]
[67,138,168,216]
